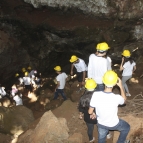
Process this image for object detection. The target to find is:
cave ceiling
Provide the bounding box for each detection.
[0,0,143,85]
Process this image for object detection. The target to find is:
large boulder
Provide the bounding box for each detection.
[0,106,34,136]
[17,110,69,143]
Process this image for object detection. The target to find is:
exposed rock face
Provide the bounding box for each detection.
[0,106,34,136]
[17,110,69,143]
[24,0,143,19]
[0,0,143,85]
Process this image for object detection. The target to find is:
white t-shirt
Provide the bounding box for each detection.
[0,87,6,96]
[28,70,37,78]
[23,77,31,85]
[122,61,136,76]
[90,91,124,127]
[74,58,87,72]
[56,72,68,89]
[18,77,23,84]
[88,54,108,84]
[107,56,112,70]
[13,94,23,106]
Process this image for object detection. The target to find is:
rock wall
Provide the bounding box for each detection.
[24,0,143,19]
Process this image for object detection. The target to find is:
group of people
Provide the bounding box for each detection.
[54,42,136,143]
[0,66,41,106]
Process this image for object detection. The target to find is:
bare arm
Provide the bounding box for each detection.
[120,57,124,71]
[88,107,96,119]
[133,65,136,73]
[55,81,60,92]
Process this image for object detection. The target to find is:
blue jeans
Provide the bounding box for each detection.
[97,119,130,143]
[86,122,94,141]
[96,84,105,91]
[54,89,67,100]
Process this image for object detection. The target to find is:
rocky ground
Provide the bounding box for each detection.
[0,62,143,143]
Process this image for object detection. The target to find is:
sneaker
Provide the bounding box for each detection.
[124,140,130,143]
[106,133,112,139]
[89,137,95,142]
[128,93,131,97]
[126,93,129,96]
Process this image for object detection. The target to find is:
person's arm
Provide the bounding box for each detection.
[88,107,96,119]
[120,57,124,71]
[133,65,136,73]
[55,81,60,92]
[87,55,93,78]
[70,64,74,75]
[116,78,126,101]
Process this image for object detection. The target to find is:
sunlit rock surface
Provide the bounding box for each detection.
[17,110,69,143]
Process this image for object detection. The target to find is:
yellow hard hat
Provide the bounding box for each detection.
[15,73,19,77]
[27,66,31,70]
[102,70,118,87]
[69,55,78,63]
[96,42,110,51]
[85,79,97,90]
[22,68,26,72]
[24,72,29,76]
[122,50,131,57]
[54,66,61,72]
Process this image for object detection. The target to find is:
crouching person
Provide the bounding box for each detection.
[53,66,67,100]
[88,70,130,143]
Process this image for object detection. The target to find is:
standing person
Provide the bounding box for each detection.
[70,55,87,92]
[23,72,32,93]
[120,50,136,97]
[79,79,97,142]
[53,66,67,100]
[88,42,110,91]
[0,85,7,98]
[88,70,130,143]
[13,91,23,106]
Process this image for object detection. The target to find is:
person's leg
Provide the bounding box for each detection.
[86,122,94,141]
[53,89,59,100]
[97,125,109,143]
[78,72,83,89]
[59,89,67,100]
[116,119,130,143]
[122,76,132,94]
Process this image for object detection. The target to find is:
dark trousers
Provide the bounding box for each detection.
[96,84,105,91]
[86,122,95,141]
[54,89,67,100]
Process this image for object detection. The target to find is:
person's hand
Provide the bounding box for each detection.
[90,112,96,119]
[82,81,85,85]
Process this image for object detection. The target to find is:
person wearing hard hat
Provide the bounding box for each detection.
[120,50,136,97]
[69,55,87,92]
[78,79,97,142]
[15,73,24,86]
[88,42,110,91]
[88,70,130,143]
[53,66,67,100]
[0,85,7,98]
[23,72,32,92]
